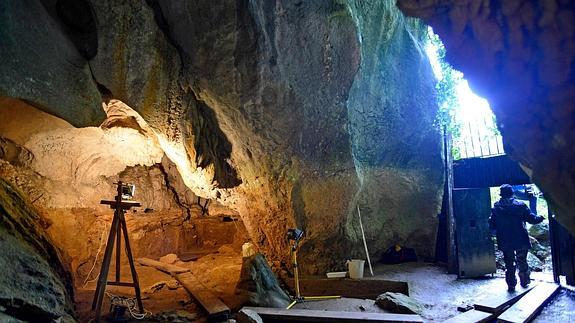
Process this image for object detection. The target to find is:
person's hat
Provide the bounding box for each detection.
[500,184,514,197]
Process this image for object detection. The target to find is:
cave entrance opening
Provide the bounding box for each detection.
[425,27,504,160]
[427,28,573,288]
[446,150,560,285]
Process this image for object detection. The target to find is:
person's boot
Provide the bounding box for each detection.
[519,272,530,288]
[505,270,517,292]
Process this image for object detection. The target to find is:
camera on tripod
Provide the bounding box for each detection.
[120,183,136,200]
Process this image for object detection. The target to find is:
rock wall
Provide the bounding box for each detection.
[0,0,104,127]
[0,179,75,322]
[0,98,245,284]
[0,0,444,274]
[345,0,444,259]
[397,0,575,234]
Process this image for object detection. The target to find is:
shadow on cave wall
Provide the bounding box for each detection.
[182,91,242,189]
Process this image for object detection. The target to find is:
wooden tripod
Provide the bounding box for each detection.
[92,181,143,321]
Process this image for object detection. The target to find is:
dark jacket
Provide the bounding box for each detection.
[489,197,543,251]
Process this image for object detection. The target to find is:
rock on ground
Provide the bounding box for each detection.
[160,254,180,264]
[527,252,544,272]
[236,308,263,323]
[529,222,550,242]
[375,292,424,315]
[236,254,291,308]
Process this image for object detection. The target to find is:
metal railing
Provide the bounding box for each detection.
[454,114,504,159]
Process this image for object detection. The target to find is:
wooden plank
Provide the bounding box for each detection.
[498,283,560,323]
[174,272,230,321]
[284,277,409,299]
[474,284,536,313]
[136,258,190,274]
[442,309,493,323]
[242,306,424,322]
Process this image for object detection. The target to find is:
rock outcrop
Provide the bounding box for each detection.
[0,0,104,127]
[0,98,245,284]
[0,179,75,321]
[397,0,575,234]
[0,0,444,274]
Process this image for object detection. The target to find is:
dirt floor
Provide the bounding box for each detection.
[75,246,244,322]
[76,257,575,322]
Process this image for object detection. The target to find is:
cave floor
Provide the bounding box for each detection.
[294,262,571,322]
[75,259,573,322]
[75,247,244,322]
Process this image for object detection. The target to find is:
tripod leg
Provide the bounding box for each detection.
[92,212,120,320]
[120,213,144,313]
[116,220,121,282]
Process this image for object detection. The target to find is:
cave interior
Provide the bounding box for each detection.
[1,0,575,322]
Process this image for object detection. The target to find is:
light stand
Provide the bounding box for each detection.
[286,228,340,310]
[92,181,143,322]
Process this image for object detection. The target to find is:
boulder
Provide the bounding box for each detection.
[529,222,549,242]
[530,238,551,262]
[236,308,263,323]
[527,252,543,272]
[235,254,291,308]
[375,292,424,315]
[159,253,180,265]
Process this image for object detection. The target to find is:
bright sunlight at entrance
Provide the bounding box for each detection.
[425,28,504,159]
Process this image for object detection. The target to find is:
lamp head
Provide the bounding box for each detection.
[287,228,304,242]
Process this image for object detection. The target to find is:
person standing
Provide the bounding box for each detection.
[489,184,544,291]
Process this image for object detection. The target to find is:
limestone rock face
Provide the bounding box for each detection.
[0,0,104,127]
[0,179,74,322]
[146,0,443,270]
[345,1,444,259]
[397,0,575,234]
[0,98,245,283]
[0,0,444,274]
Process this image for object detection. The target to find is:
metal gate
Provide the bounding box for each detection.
[453,188,496,277]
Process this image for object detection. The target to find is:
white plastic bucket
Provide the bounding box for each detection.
[347,259,365,279]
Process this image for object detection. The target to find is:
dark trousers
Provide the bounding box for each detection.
[503,249,529,287]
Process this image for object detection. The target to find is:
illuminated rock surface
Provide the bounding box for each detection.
[0,0,444,276]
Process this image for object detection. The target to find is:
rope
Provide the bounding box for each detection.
[106,292,152,320]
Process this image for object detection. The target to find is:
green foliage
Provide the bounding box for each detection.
[426,28,463,158]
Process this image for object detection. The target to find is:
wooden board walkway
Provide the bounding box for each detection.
[442,309,493,323]
[497,283,560,323]
[174,272,230,321]
[285,277,409,299]
[242,306,424,322]
[136,258,190,274]
[473,284,535,313]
